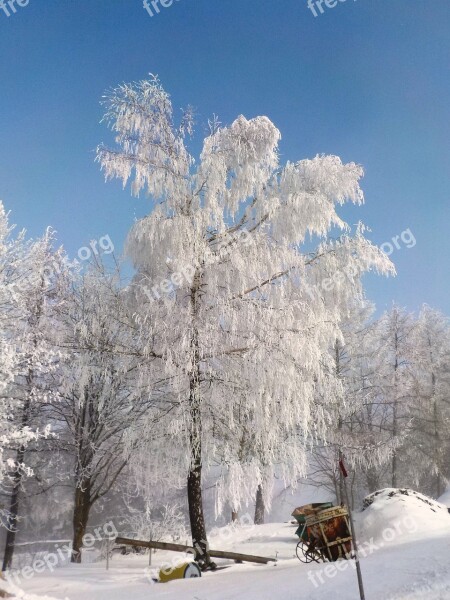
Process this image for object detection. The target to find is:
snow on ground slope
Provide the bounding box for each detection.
[9,490,450,600]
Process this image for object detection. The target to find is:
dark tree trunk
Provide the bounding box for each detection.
[187,370,210,566]
[366,468,380,494]
[2,445,26,571]
[3,398,32,571]
[254,485,265,525]
[335,345,345,506]
[3,294,45,570]
[391,401,398,489]
[187,461,209,564]
[186,273,211,569]
[338,472,345,505]
[71,479,91,563]
[391,336,399,489]
[231,511,238,523]
[431,372,443,498]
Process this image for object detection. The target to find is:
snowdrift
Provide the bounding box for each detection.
[356,488,450,547]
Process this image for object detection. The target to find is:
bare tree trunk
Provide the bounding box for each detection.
[431,372,443,498]
[71,479,91,563]
[338,472,345,504]
[337,420,344,505]
[391,419,398,488]
[335,343,345,505]
[332,472,339,505]
[4,291,47,569]
[2,398,31,571]
[366,468,380,493]
[186,273,211,569]
[187,375,208,564]
[391,337,399,488]
[187,458,209,565]
[350,469,356,511]
[254,485,265,525]
[231,511,238,522]
[2,445,26,571]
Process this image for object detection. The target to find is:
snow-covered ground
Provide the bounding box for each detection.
[2,489,450,600]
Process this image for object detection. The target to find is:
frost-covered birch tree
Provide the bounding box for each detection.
[305,301,396,505]
[373,305,417,488]
[410,305,450,497]
[1,227,70,570]
[53,261,164,562]
[96,75,393,564]
[0,203,31,508]
[0,208,63,529]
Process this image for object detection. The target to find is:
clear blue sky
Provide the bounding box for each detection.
[0,0,449,315]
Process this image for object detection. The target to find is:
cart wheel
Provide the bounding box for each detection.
[296,541,322,564]
[184,562,202,578]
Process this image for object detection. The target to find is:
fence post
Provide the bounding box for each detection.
[339,454,366,600]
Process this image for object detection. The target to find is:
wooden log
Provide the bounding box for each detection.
[115,537,276,565]
[115,538,195,554]
[208,549,275,564]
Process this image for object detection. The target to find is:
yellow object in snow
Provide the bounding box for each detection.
[159,561,202,583]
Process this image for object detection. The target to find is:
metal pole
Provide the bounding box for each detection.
[106,538,110,571]
[339,455,366,600]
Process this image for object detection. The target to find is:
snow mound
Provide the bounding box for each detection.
[356,488,450,546]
